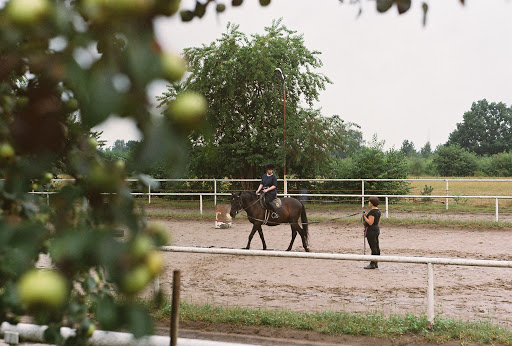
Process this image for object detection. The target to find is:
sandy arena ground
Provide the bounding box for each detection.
[153,214,512,327]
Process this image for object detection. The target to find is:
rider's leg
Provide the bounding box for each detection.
[265,193,279,218]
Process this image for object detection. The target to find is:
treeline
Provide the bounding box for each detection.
[400,99,512,177]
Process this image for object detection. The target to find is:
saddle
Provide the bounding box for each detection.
[258,194,282,210]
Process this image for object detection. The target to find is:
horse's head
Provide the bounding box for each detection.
[229,192,243,218]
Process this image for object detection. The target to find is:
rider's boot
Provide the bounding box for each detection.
[267,203,279,219]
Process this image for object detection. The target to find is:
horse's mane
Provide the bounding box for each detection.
[240,191,258,199]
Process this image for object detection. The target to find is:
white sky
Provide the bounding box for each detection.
[95,0,512,151]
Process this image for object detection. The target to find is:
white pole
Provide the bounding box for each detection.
[385,196,389,218]
[427,263,435,327]
[284,178,288,197]
[361,180,365,208]
[496,198,499,222]
[0,322,245,346]
[445,180,449,210]
[214,179,217,206]
[154,276,160,293]
[148,185,151,204]
[200,194,203,214]
[160,246,512,267]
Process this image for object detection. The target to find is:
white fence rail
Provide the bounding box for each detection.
[160,246,512,326]
[0,322,252,346]
[31,178,512,221]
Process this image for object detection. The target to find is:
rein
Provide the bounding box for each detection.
[233,192,263,216]
[237,210,362,226]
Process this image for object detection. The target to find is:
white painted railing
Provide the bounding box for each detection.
[159,246,512,326]
[30,178,512,221]
[0,322,254,346]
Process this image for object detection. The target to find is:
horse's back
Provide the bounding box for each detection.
[282,197,303,208]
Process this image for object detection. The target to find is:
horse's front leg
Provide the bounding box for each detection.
[286,226,298,251]
[245,224,258,249]
[256,225,267,250]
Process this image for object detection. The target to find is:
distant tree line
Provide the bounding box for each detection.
[400,99,512,177]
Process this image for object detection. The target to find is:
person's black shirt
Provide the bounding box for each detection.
[260,173,277,190]
[366,208,381,232]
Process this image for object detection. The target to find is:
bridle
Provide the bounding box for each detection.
[231,192,262,216]
[231,193,244,216]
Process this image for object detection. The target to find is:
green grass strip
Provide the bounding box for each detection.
[153,301,512,344]
[145,211,512,229]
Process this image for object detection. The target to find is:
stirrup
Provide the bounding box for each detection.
[271,212,279,219]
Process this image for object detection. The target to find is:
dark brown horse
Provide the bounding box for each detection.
[229,191,309,252]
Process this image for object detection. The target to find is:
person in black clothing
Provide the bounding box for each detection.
[255,163,279,218]
[363,196,381,269]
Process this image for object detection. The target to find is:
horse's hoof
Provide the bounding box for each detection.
[305,248,310,252]
[243,247,249,250]
[286,248,292,251]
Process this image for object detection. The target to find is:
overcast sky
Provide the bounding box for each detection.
[95,0,512,151]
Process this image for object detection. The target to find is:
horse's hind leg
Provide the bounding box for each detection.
[257,226,267,250]
[297,226,309,252]
[245,225,258,249]
[286,226,298,251]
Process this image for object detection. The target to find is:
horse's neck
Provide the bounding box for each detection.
[241,192,258,209]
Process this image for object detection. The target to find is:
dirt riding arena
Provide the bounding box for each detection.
[154,213,512,326]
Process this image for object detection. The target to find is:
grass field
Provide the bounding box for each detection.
[151,301,512,345]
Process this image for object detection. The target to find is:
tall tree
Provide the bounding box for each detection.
[159,20,332,179]
[420,141,432,158]
[400,139,416,157]
[447,99,512,155]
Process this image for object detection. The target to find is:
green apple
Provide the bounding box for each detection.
[166,91,207,127]
[158,0,180,16]
[86,137,98,151]
[114,160,125,172]
[64,98,79,113]
[87,323,96,337]
[40,172,53,185]
[376,0,393,13]
[0,143,15,161]
[216,3,226,12]
[146,223,169,246]
[131,235,154,260]
[104,0,153,14]
[179,10,193,22]
[18,270,67,309]
[145,251,164,277]
[161,52,187,82]
[6,0,51,25]
[121,265,151,295]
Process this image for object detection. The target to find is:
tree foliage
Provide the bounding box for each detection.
[399,139,416,157]
[447,99,512,155]
[159,20,340,179]
[432,145,478,176]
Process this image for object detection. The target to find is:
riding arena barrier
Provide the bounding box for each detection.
[29,178,512,221]
[158,246,512,327]
[0,321,253,346]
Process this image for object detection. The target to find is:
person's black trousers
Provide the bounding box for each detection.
[366,228,380,266]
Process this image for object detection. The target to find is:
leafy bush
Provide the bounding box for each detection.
[432,145,478,176]
[325,147,410,197]
[487,152,512,177]
[408,157,426,176]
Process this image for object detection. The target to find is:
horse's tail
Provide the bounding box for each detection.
[300,202,309,247]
